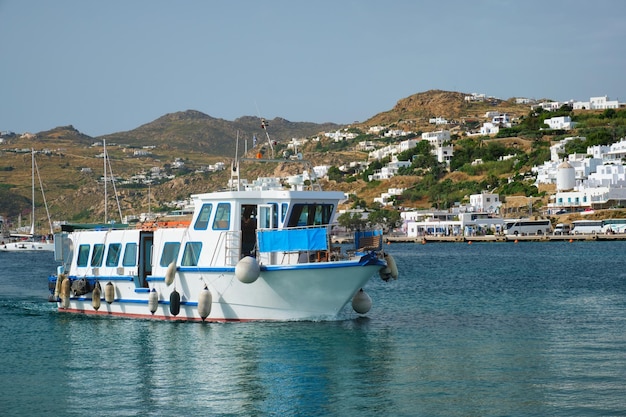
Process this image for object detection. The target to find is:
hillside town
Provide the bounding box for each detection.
[1,93,625,240]
[304,94,626,238]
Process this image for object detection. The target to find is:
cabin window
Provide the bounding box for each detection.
[160,242,181,267]
[270,203,278,227]
[194,204,213,230]
[181,242,202,266]
[281,203,288,223]
[106,243,122,267]
[122,242,137,267]
[212,203,231,230]
[91,244,105,267]
[77,244,90,267]
[287,203,334,227]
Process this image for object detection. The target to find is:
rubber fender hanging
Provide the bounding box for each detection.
[169,289,180,316]
[235,256,260,284]
[352,288,372,314]
[92,283,101,311]
[54,274,63,298]
[384,253,399,280]
[104,282,115,304]
[60,276,71,308]
[379,266,392,282]
[148,288,159,314]
[197,285,212,321]
[165,261,176,286]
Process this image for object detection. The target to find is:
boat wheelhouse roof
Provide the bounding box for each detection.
[61,223,131,232]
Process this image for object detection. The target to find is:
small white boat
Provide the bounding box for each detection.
[1,237,55,252]
[47,158,398,322]
[1,149,55,252]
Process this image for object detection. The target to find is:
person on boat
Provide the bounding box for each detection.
[241,206,257,257]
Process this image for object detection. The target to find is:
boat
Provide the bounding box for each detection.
[1,149,55,252]
[47,151,398,321]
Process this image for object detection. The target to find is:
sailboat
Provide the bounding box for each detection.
[0,149,55,252]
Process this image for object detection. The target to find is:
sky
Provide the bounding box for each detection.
[1,0,626,137]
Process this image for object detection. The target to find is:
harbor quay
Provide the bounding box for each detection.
[380,233,626,243]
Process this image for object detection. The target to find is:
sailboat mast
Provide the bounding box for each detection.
[31,148,35,235]
[104,139,107,223]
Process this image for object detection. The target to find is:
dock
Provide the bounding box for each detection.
[382,234,626,243]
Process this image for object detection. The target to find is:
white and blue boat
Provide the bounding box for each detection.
[47,159,397,322]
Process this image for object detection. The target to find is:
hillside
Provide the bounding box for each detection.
[99,111,342,157]
[0,89,572,228]
[363,89,530,130]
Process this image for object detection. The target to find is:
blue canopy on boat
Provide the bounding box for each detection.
[257,228,328,252]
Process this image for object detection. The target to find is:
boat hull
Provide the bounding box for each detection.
[51,256,385,321]
[1,241,54,252]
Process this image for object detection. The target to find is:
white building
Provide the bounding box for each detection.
[369,159,411,181]
[479,113,512,135]
[373,188,405,206]
[550,136,586,162]
[422,130,453,164]
[602,139,626,162]
[429,117,448,125]
[367,126,385,135]
[469,192,502,213]
[324,130,358,142]
[357,141,376,151]
[464,93,486,102]
[402,210,503,237]
[313,165,330,179]
[544,116,577,130]
[532,100,574,112]
[573,96,620,110]
[398,138,419,153]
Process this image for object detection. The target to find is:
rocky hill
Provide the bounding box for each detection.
[364,89,530,129]
[0,89,549,226]
[99,111,342,157]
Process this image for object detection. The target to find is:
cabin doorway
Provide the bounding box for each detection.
[241,205,257,257]
[138,231,153,288]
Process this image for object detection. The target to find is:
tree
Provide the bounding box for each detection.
[337,211,366,231]
[327,166,344,182]
[367,208,402,232]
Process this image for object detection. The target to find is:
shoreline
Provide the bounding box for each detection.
[333,234,626,244]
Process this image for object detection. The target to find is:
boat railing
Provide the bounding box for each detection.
[211,230,242,266]
[256,225,328,252]
[254,224,345,264]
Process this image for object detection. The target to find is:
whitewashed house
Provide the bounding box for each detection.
[422,130,453,165]
[544,116,577,130]
[573,96,620,110]
[469,192,501,213]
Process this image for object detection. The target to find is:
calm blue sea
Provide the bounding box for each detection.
[1,242,626,417]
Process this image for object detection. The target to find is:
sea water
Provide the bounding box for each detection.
[1,242,625,416]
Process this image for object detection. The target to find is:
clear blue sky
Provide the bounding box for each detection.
[2,0,625,137]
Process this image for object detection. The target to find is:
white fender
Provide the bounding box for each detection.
[165,261,176,286]
[379,266,392,281]
[352,288,372,314]
[384,253,399,280]
[197,285,212,321]
[235,256,260,284]
[92,283,101,311]
[54,274,63,298]
[104,281,115,304]
[148,288,159,314]
[60,276,70,309]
